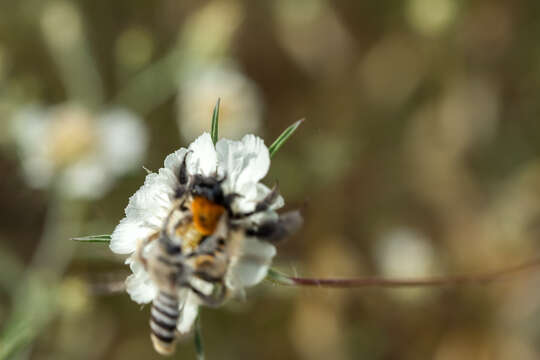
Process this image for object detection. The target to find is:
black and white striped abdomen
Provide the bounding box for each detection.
[150,291,179,355]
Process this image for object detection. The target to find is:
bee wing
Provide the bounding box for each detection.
[246,210,303,243]
[86,272,128,296]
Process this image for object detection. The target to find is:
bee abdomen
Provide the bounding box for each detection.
[150,291,179,355]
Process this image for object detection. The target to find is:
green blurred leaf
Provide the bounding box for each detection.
[71,234,111,243]
[0,275,58,360]
[211,98,221,145]
[268,119,304,158]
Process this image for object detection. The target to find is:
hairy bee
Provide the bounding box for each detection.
[135,154,301,355]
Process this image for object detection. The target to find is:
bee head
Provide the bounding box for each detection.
[191,175,226,205]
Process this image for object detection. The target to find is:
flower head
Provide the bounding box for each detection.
[177,65,263,142]
[10,102,147,199]
[110,132,291,334]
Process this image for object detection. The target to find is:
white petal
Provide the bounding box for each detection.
[236,134,270,186]
[110,217,155,255]
[124,169,176,227]
[10,106,50,160]
[230,182,258,213]
[177,292,199,334]
[187,132,217,177]
[98,108,148,176]
[125,257,158,304]
[60,156,112,199]
[216,134,270,197]
[10,106,54,188]
[164,148,188,174]
[226,237,276,289]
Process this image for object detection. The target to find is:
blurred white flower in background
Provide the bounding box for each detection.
[177,65,263,142]
[10,103,148,199]
[375,227,438,301]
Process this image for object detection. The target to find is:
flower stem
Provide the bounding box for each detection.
[267,257,540,288]
[194,315,205,360]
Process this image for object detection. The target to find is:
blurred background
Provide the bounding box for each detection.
[2,0,540,359]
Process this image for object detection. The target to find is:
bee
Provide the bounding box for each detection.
[135,154,302,355]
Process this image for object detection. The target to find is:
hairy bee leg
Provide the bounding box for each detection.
[136,232,159,269]
[254,183,280,213]
[187,282,228,307]
[175,151,193,198]
[232,183,280,219]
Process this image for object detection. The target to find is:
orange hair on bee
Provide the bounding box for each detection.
[191,196,226,235]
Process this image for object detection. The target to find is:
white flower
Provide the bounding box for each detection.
[177,65,263,142]
[110,132,283,334]
[10,103,147,199]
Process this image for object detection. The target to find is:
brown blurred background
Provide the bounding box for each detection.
[2,0,540,359]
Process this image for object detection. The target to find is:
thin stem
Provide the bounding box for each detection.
[194,315,205,360]
[267,256,540,288]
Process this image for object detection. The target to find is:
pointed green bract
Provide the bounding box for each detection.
[211,98,221,145]
[265,268,295,286]
[268,119,304,158]
[194,315,205,360]
[70,234,111,243]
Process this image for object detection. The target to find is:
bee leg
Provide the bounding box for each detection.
[135,239,148,269]
[175,151,193,198]
[233,183,280,218]
[187,281,228,307]
[136,232,159,269]
[253,183,281,213]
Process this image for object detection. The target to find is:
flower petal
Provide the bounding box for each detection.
[187,132,217,177]
[110,217,156,255]
[226,237,276,290]
[164,148,188,175]
[11,106,54,189]
[125,257,158,304]
[124,169,176,227]
[236,134,270,186]
[111,167,178,256]
[216,134,270,198]
[98,108,148,176]
[60,155,112,199]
